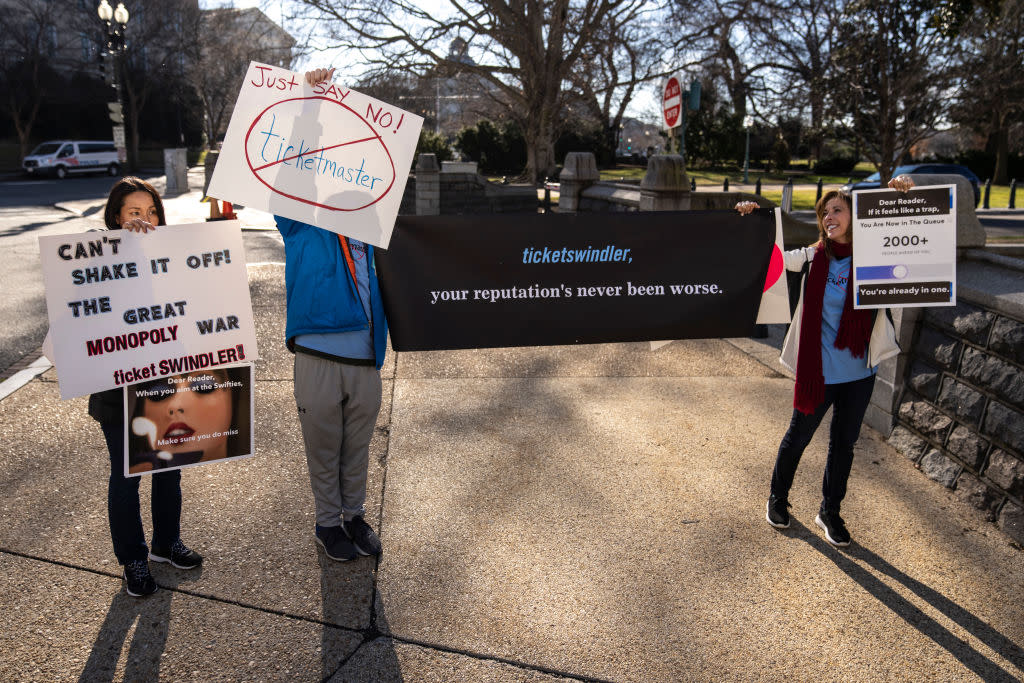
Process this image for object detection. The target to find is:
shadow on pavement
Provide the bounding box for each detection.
[77,567,203,682]
[317,548,401,681]
[792,519,1023,682]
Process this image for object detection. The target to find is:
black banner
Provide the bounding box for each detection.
[376,210,776,351]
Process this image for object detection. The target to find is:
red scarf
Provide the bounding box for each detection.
[793,241,873,414]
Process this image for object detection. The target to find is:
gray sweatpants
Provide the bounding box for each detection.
[293,352,382,526]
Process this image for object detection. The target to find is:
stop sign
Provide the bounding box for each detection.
[663,76,682,129]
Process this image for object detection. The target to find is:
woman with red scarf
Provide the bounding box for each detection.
[737,175,910,546]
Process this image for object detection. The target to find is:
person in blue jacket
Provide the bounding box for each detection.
[275,67,387,562]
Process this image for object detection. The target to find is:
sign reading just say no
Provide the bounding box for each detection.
[208,62,424,248]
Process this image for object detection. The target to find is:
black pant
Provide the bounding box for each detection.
[770,374,875,514]
[101,420,181,564]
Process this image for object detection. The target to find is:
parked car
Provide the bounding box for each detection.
[841,163,981,206]
[22,140,121,179]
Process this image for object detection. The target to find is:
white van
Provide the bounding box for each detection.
[22,140,121,179]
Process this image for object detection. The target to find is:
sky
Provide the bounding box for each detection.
[199,0,663,123]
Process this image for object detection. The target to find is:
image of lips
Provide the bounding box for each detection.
[161,421,196,446]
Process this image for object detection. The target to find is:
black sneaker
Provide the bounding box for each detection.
[124,559,158,596]
[344,516,382,556]
[766,495,791,529]
[315,524,357,561]
[150,539,203,569]
[815,510,852,547]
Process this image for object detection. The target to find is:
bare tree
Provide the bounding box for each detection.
[189,7,297,149]
[115,1,201,169]
[666,0,775,121]
[569,3,664,161]
[828,0,953,183]
[292,0,651,181]
[749,0,843,161]
[0,0,65,158]
[949,0,1024,184]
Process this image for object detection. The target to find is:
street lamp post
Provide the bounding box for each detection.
[743,115,753,184]
[98,0,130,169]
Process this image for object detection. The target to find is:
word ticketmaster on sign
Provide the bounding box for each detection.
[207,61,424,248]
[39,221,260,400]
[377,211,777,351]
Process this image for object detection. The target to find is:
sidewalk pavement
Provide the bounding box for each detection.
[3,175,1023,681]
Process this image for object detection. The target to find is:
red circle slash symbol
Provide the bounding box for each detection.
[244,96,396,212]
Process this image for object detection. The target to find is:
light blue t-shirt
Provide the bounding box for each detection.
[821,256,875,384]
[294,238,374,360]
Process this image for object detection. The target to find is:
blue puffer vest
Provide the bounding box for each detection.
[275,216,388,370]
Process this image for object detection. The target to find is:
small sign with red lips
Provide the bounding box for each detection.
[208,62,424,248]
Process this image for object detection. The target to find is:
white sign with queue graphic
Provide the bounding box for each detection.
[852,184,957,309]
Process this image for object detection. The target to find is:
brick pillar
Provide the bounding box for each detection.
[558,152,599,212]
[864,307,923,435]
[640,155,690,211]
[416,153,440,216]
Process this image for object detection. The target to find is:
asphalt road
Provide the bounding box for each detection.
[0,174,285,375]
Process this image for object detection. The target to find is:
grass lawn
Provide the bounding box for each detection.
[596,165,1021,211]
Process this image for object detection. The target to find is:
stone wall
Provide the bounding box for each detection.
[410,156,537,215]
[889,299,1024,544]
[440,170,537,214]
[399,175,416,215]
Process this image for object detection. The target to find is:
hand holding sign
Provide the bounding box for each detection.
[208,62,423,248]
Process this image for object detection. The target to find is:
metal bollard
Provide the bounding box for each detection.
[816,178,823,203]
[755,177,761,195]
[723,177,729,191]
[691,178,696,191]
[1011,179,1017,209]
[983,178,991,209]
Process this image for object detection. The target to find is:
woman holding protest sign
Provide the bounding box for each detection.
[89,177,203,596]
[736,174,911,546]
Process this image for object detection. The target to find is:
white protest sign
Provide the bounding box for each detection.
[39,221,259,399]
[208,62,424,248]
[852,184,957,309]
